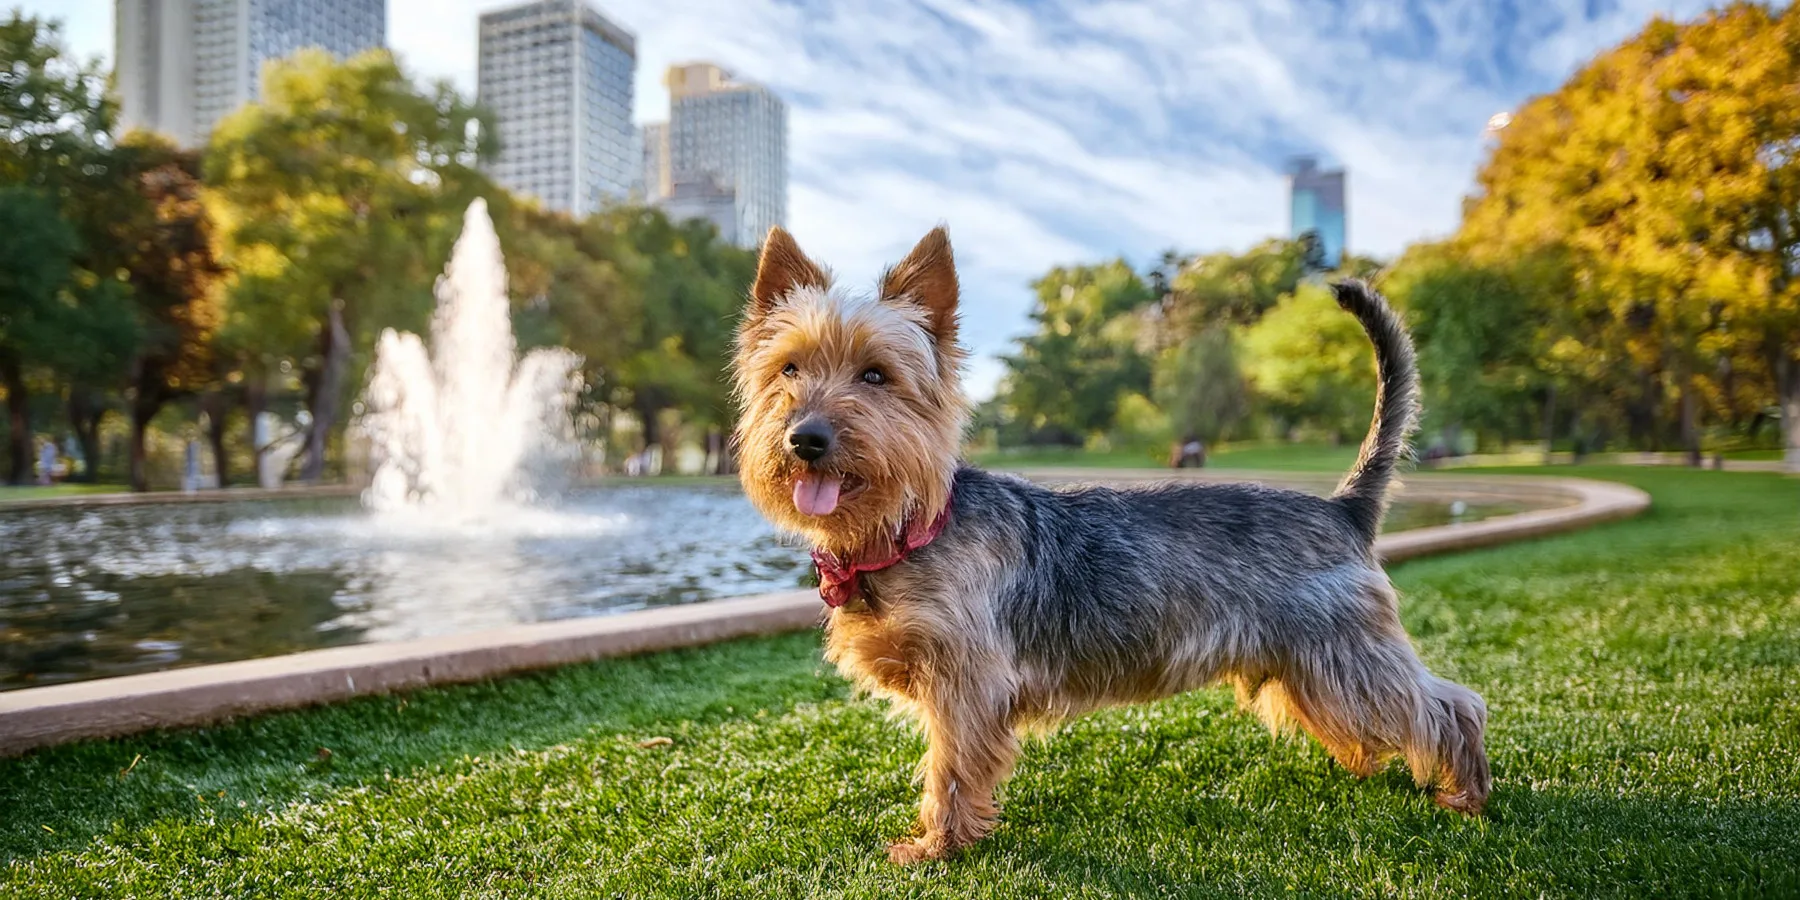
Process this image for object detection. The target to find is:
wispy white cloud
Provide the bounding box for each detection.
[27,0,1721,398]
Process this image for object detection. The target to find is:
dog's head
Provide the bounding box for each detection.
[731,227,968,554]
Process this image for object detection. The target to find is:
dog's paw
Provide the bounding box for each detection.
[886,838,945,865]
[1433,789,1487,816]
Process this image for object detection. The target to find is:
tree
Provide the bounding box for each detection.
[1383,241,1559,449]
[207,48,492,482]
[1153,324,1249,445]
[0,13,115,483]
[1240,283,1375,440]
[1461,3,1800,467]
[102,134,225,490]
[998,261,1155,444]
[1168,238,1309,330]
[0,188,78,482]
[604,209,754,471]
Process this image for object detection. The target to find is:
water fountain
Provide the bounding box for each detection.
[0,198,822,688]
[356,198,583,522]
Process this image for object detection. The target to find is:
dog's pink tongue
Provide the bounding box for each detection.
[793,475,843,516]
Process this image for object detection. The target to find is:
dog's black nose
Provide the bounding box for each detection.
[788,418,833,462]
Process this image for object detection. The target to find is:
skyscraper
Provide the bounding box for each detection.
[478,0,636,217]
[638,121,667,200]
[115,0,386,147]
[642,63,787,248]
[1288,157,1347,270]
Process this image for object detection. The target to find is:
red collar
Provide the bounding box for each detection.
[811,509,950,608]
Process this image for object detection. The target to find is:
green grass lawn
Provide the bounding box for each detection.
[5,467,1799,897]
[972,440,1362,472]
[0,483,127,502]
[1723,448,1786,461]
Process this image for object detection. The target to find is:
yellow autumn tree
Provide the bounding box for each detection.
[1460,2,1800,468]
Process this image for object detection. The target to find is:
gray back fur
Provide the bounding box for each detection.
[892,467,1392,703]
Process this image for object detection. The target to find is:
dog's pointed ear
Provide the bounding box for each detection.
[881,226,959,343]
[750,227,829,316]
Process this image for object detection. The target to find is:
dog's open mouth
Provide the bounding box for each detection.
[793,473,867,517]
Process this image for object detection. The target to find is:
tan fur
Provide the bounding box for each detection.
[734,229,967,557]
[731,227,1488,864]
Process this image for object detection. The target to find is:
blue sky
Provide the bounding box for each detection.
[30,0,1715,397]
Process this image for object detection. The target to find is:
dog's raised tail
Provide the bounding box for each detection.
[1330,280,1420,544]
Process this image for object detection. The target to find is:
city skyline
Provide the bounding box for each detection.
[1289,157,1347,270]
[478,0,638,216]
[646,63,788,248]
[115,0,386,147]
[35,0,1719,397]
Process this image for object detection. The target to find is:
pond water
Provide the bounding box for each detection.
[0,485,1529,690]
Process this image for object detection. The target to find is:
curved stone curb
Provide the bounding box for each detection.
[1371,475,1648,563]
[0,473,1649,758]
[0,590,822,757]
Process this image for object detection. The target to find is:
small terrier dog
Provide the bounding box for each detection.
[731,227,1491,864]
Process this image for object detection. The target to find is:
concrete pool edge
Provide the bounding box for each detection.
[0,590,824,757]
[0,484,364,511]
[0,473,1650,758]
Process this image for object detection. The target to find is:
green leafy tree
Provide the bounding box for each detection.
[494,199,642,455]
[998,261,1155,444]
[1168,238,1309,329]
[0,188,79,482]
[0,13,117,483]
[605,209,754,470]
[1153,324,1249,445]
[1383,241,1559,449]
[1240,283,1375,440]
[207,48,492,482]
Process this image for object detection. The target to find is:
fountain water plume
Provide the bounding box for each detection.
[357,198,582,521]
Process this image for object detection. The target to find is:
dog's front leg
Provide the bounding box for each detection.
[888,678,1017,864]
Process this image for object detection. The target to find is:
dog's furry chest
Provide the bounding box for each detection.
[823,603,921,700]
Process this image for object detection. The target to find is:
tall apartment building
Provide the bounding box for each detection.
[641,63,787,247]
[115,0,386,147]
[478,0,636,217]
[1288,156,1347,270]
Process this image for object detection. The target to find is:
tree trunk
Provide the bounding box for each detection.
[129,393,165,493]
[708,427,738,475]
[301,303,350,484]
[659,415,681,476]
[2,356,31,484]
[1679,367,1702,467]
[244,370,267,475]
[1541,384,1558,466]
[66,388,106,483]
[1780,354,1800,475]
[633,398,666,475]
[200,390,230,488]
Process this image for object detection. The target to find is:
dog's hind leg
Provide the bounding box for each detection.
[1247,677,1381,778]
[1258,630,1491,813]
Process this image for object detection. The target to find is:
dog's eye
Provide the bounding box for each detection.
[781,363,798,378]
[861,368,886,385]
